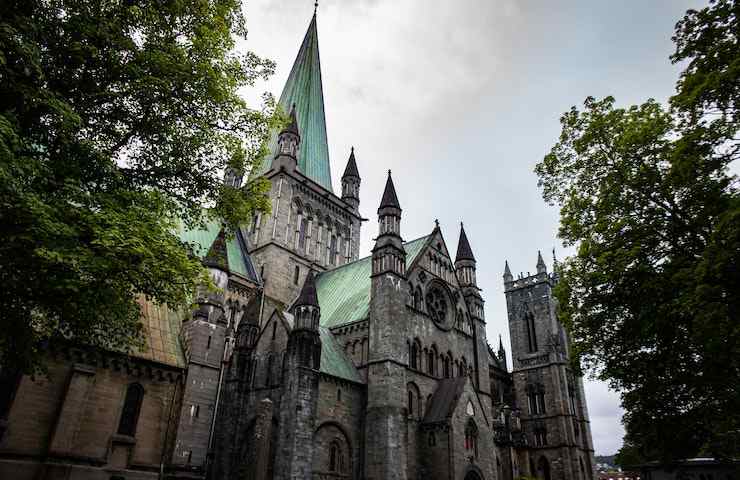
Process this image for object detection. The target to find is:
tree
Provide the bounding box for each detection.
[0,0,276,377]
[536,0,740,463]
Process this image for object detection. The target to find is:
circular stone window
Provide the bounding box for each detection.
[425,283,452,330]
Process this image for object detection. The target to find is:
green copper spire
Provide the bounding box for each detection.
[255,12,333,192]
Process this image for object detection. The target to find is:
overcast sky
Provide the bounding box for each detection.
[240,0,708,455]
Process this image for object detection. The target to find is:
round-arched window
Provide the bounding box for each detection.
[425,283,451,329]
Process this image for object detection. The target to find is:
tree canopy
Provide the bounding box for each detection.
[536,0,739,463]
[0,0,276,375]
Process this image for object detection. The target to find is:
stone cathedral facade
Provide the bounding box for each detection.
[0,11,595,480]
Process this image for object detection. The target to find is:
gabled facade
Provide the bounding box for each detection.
[0,10,595,480]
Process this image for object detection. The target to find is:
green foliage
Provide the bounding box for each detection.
[536,0,740,464]
[0,0,276,374]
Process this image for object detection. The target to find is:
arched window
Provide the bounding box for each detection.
[329,440,345,473]
[413,287,423,310]
[464,419,478,458]
[118,383,144,436]
[443,355,451,378]
[525,312,538,352]
[329,235,338,265]
[427,347,436,375]
[411,340,421,370]
[298,217,308,250]
[293,265,300,285]
[407,382,421,419]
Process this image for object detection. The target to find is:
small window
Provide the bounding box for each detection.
[206,335,212,349]
[337,389,342,402]
[428,432,436,446]
[272,321,277,340]
[293,265,300,285]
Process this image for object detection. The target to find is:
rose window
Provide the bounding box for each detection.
[425,285,449,327]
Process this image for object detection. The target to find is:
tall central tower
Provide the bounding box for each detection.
[245,12,364,312]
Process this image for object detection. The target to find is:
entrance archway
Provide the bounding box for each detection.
[464,471,483,480]
[537,456,551,480]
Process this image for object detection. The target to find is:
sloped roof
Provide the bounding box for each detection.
[423,377,467,424]
[315,235,430,328]
[319,326,363,383]
[275,311,362,383]
[177,220,259,282]
[135,297,187,368]
[254,13,333,192]
[379,172,401,209]
[455,224,475,262]
[342,148,359,178]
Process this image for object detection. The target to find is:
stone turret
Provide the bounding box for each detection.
[341,147,361,212]
[536,250,547,275]
[371,170,405,277]
[276,271,322,480]
[271,105,300,172]
[365,170,408,480]
[175,228,230,469]
[454,222,490,392]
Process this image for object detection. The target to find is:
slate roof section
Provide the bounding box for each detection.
[315,235,430,328]
[455,223,475,262]
[293,270,319,309]
[254,13,333,192]
[342,147,359,178]
[423,377,468,424]
[135,297,187,368]
[177,220,259,283]
[319,326,363,383]
[379,171,401,209]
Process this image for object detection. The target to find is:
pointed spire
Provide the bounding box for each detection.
[293,270,319,309]
[504,260,513,283]
[455,222,475,262]
[204,228,229,271]
[498,334,505,354]
[379,170,401,210]
[537,250,547,274]
[342,146,359,178]
[254,12,333,191]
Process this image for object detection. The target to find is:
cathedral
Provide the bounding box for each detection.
[0,11,595,480]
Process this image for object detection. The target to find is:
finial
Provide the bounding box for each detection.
[351,145,354,153]
[314,1,318,15]
[434,219,440,228]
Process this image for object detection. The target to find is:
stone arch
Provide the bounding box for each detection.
[313,421,352,478]
[463,463,485,480]
[537,456,551,480]
[414,286,423,310]
[410,338,422,370]
[427,344,438,376]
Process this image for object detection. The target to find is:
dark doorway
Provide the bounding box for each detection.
[464,470,483,480]
[537,456,551,480]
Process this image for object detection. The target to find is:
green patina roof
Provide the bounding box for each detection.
[316,235,431,328]
[177,221,259,282]
[319,326,362,383]
[254,13,333,192]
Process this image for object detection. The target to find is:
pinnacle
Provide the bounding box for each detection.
[537,250,546,267]
[455,223,475,262]
[504,260,512,277]
[379,170,401,209]
[342,146,360,178]
[281,104,300,137]
[293,269,319,308]
[204,228,229,271]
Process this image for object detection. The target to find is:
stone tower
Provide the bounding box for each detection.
[365,172,408,480]
[174,229,230,470]
[246,13,363,312]
[454,223,491,394]
[275,270,322,480]
[504,253,595,480]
